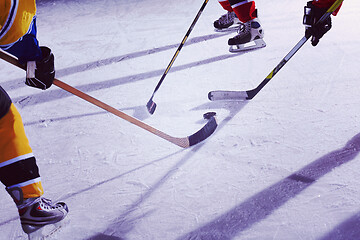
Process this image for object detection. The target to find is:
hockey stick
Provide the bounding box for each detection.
[0,50,217,148]
[146,0,209,114]
[208,0,344,101]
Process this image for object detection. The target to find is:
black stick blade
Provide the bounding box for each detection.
[146,99,157,115]
[188,116,217,146]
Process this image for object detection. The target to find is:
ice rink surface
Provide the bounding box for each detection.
[1,0,360,239]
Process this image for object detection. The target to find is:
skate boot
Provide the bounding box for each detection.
[228,13,266,52]
[213,11,240,32]
[7,187,68,234]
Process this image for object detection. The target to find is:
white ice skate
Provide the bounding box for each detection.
[228,17,266,53]
[214,11,241,32]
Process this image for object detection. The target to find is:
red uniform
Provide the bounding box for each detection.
[217,0,341,23]
[313,0,342,15]
[218,0,256,23]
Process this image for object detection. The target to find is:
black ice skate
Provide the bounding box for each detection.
[214,11,240,32]
[228,15,266,52]
[6,187,68,236]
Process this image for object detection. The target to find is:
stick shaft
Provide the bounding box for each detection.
[0,50,190,147]
[149,0,209,97]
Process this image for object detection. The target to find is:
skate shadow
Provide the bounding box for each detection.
[177,132,360,239]
[318,211,360,240]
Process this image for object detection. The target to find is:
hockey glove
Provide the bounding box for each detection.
[26,46,55,90]
[303,1,332,46]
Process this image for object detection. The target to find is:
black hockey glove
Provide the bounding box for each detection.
[303,1,332,46]
[26,46,55,90]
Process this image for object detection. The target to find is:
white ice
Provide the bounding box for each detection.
[1,0,360,239]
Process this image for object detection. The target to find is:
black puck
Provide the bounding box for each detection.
[203,112,216,120]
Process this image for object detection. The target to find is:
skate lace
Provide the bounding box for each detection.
[39,197,62,210]
[234,22,250,39]
[218,11,235,24]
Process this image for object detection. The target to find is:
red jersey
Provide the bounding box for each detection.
[312,0,342,15]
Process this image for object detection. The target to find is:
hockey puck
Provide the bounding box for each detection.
[203,112,216,120]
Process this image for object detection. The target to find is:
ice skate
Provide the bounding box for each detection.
[20,197,68,234]
[6,187,68,238]
[228,16,266,52]
[214,11,240,32]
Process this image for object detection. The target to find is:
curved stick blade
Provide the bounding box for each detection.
[188,116,218,146]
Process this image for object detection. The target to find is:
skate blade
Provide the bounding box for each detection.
[27,218,69,240]
[229,39,266,53]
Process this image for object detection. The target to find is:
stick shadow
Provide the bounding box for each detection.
[87,101,250,239]
[318,211,360,240]
[0,150,182,227]
[1,32,232,91]
[177,132,360,240]
[87,140,212,239]
[11,52,241,108]
[22,104,150,127]
[0,98,223,229]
